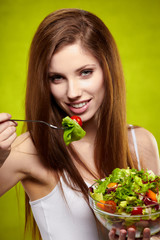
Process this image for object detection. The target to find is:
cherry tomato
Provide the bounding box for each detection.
[97,200,117,213]
[131,207,143,215]
[71,116,82,126]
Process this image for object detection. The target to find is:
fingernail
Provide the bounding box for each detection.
[8,114,12,118]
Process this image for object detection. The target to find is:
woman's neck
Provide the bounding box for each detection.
[71,117,99,181]
[81,117,97,143]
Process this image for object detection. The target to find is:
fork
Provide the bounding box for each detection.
[10,119,66,130]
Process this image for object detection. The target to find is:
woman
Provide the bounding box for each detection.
[0,8,159,240]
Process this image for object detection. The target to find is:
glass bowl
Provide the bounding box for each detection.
[89,182,160,238]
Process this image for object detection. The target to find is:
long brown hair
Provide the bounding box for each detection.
[25,8,134,239]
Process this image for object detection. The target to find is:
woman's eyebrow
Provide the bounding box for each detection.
[48,64,96,76]
[75,64,96,73]
[48,71,63,76]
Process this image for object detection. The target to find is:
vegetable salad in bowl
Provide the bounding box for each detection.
[89,168,160,238]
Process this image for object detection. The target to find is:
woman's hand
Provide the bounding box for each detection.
[0,113,17,167]
[109,227,151,240]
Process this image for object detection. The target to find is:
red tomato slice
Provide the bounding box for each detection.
[104,200,117,213]
[131,206,143,215]
[71,116,82,126]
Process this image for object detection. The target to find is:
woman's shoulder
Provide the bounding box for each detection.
[12,133,58,200]
[11,131,37,155]
[130,126,160,175]
[9,131,39,177]
[132,127,158,153]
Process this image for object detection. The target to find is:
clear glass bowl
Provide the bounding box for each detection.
[89,182,160,238]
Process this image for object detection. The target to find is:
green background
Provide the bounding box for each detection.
[0,0,160,239]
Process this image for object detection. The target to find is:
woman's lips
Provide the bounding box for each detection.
[67,100,90,114]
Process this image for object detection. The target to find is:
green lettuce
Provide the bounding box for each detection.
[62,116,86,145]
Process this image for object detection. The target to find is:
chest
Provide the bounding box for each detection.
[72,141,99,183]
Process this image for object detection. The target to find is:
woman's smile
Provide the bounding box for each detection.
[49,42,105,122]
[67,100,91,114]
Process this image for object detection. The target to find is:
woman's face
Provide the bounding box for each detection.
[49,42,105,122]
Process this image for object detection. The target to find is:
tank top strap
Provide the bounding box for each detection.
[129,125,141,170]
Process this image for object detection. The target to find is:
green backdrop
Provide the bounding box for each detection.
[0,0,160,239]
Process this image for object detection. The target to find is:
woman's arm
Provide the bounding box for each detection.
[0,149,27,196]
[0,113,17,167]
[0,113,31,196]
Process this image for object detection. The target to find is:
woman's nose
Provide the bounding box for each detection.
[67,79,81,99]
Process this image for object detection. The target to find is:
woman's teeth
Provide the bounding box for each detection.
[71,102,87,108]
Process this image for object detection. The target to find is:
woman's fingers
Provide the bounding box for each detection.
[108,228,117,240]
[127,227,150,240]
[119,229,127,240]
[142,228,150,240]
[0,113,17,135]
[0,113,12,122]
[109,227,150,240]
[0,113,17,150]
[0,113,17,166]
[127,228,136,240]
[0,125,17,143]
[0,131,17,150]
[109,228,127,240]
[0,120,16,134]
[109,226,151,240]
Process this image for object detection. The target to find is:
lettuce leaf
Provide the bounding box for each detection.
[62,116,86,145]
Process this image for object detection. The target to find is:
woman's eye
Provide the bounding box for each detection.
[49,74,64,83]
[81,69,93,77]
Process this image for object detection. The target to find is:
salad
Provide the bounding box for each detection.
[62,116,86,145]
[90,168,160,216]
[89,168,160,236]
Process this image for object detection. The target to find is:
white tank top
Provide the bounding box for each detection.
[30,128,140,240]
[30,177,101,240]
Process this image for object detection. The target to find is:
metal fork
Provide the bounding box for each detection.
[10,119,66,130]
